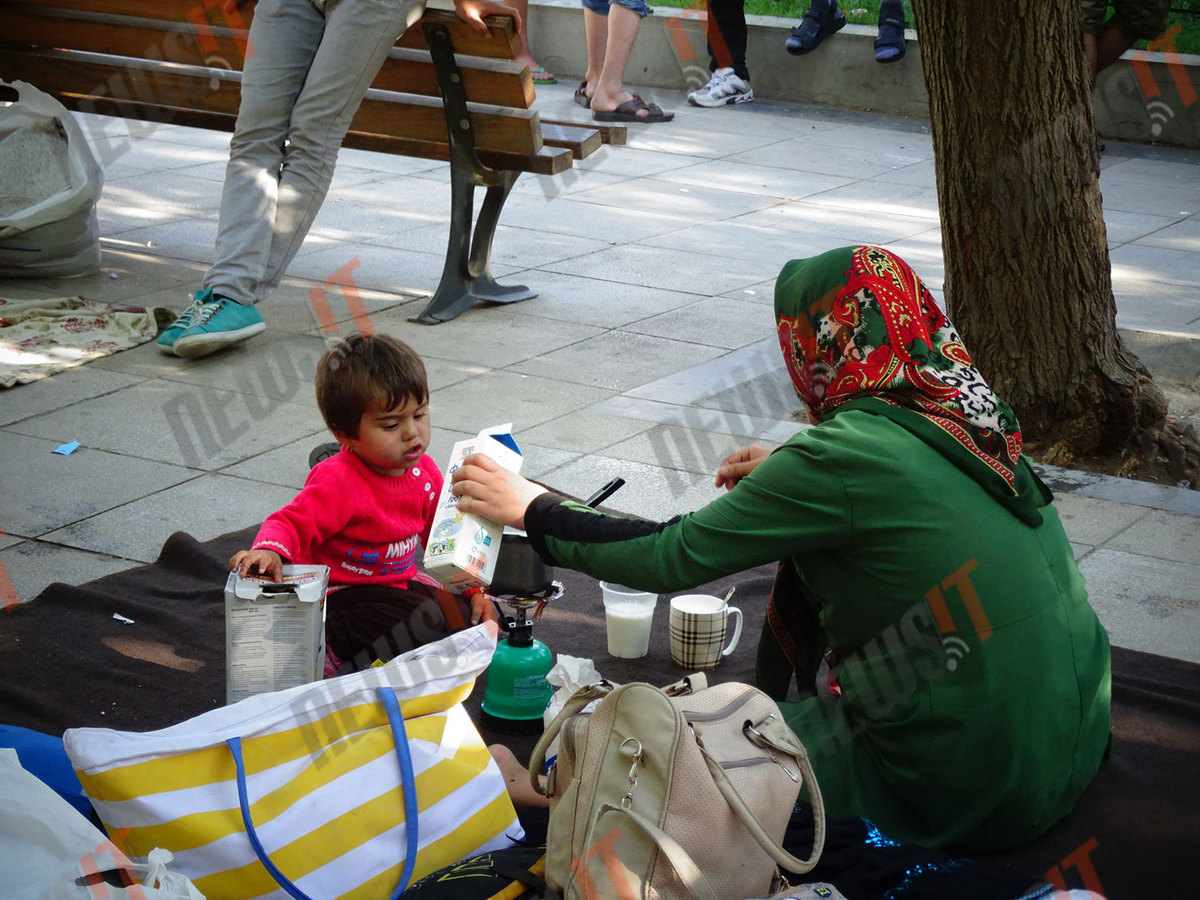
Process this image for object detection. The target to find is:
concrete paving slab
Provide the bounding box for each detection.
[0,433,196,538]
[641,218,844,269]
[1111,243,1200,287]
[1132,213,1200,254]
[1113,280,1200,337]
[1104,509,1200,564]
[627,296,777,350]
[870,158,938,187]
[497,194,693,243]
[252,277,416,337]
[538,243,766,295]
[599,423,764,477]
[372,306,604,369]
[802,179,944,221]
[1101,209,1186,246]
[369,222,611,270]
[1100,178,1200,217]
[40,474,301,564]
[736,202,941,247]
[726,138,928,179]
[430,369,615,433]
[473,270,701,329]
[219,432,331,490]
[7,380,325,471]
[0,367,143,428]
[103,219,220,267]
[1077,549,1200,662]
[650,160,857,201]
[520,409,655,455]
[1,540,139,608]
[510,330,728,393]
[569,176,783,221]
[1051,493,1154,548]
[0,248,200,307]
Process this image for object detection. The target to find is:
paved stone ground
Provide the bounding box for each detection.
[2,82,1197,665]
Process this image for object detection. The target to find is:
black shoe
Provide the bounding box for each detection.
[786,4,847,56]
[874,1,908,63]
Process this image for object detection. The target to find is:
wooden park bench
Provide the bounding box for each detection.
[0,0,625,323]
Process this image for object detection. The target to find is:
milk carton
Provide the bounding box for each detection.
[423,424,522,591]
[224,564,328,704]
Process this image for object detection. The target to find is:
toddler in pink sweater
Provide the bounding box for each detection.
[231,334,494,673]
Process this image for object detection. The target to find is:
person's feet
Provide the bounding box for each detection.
[590,87,673,123]
[156,295,206,355]
[515,53,556,85]
[688,68,754,108]
[488,743,549,808]
[874,0,907,63]
[168,289,265,359]
[785,1,846,56]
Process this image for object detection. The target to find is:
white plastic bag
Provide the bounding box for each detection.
[0,749,204,900]
[0,80,103,278]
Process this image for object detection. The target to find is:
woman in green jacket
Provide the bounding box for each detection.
[452,245,1111,852]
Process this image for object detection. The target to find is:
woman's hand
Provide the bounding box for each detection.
[451,453,547,530]
[452,0,523,36]
[714,444,771,491]
[230,548,283,581]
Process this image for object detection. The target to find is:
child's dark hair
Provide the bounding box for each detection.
[316,335,428,438]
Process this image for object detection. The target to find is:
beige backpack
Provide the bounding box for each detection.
[529,675,826,900]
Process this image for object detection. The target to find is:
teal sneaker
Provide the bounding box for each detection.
[156,293,208,355]
[172,295,265,359]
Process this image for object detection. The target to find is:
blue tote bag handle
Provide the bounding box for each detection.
[226,687,420,900]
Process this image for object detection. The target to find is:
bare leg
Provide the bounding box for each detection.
[510,0,553,80]
[590,5,646,115]
[583,7,608,96]
[490,743,549,808]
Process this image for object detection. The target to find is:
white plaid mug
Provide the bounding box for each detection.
[669,593,743,669]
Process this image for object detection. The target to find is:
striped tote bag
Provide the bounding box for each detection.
[63,625,522,900]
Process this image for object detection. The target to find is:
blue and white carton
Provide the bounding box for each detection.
[423,424,523,591]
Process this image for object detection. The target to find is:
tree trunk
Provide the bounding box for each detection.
[910,0,1196,480]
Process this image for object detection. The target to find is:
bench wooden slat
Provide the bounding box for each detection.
[18,2,522,59]
[1,3,534,110]
[376,49,533,109]
[540,123,603,160]
[0,48,544,157]
[542,118,628,147]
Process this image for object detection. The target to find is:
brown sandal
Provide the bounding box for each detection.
[592,94,673,123]
[573,81,590,109]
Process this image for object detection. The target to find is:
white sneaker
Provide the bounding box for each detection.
[688,68,754,108]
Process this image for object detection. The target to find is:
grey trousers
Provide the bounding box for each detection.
[204,0,425,305]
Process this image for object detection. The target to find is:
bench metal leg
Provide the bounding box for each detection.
[410,22,536,325]
[412,168,534,324]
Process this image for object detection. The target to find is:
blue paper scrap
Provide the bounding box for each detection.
[53,441,81,456]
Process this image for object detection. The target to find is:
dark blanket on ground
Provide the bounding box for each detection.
[1,529,1196,898]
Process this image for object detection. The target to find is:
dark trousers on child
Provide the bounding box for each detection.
[325,581,473,673]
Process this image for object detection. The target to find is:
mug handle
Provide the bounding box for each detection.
[721,606,743,656]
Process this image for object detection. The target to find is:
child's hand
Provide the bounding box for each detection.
[230,549,283,581]
[467,588,500,626]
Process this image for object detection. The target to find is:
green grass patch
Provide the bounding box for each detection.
[650,0,1200,56]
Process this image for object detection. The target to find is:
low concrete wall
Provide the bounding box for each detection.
[528,0,1200,149]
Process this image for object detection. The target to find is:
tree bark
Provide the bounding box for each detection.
[910,0,1193,479]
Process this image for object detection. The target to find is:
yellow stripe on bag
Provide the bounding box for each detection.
[105,716,448,856]
[346,792,520,900]
[190,741,502,899]
[77,685,471,802]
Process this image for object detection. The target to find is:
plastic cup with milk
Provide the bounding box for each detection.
[600,582,658,659]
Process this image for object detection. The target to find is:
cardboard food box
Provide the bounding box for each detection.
[423,424,523,591]
[224,564,329,704]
